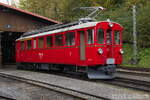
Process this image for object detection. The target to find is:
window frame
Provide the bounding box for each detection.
[32,38,37,49]
[27,39,32,50]
[96,28,105,45]
[46,34,54,48]
[85,27,95,45]
[113,30,122,45]
[20,41,25,50]
[64,30,76,47]
[54,33,64,47]
[37,36,45,49]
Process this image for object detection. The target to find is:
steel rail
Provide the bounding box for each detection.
[0,96,16,100]
[99,77,150,93]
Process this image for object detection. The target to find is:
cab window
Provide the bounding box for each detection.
[87,29,94,44]
[114,30,120,44]
[97,29,104,44]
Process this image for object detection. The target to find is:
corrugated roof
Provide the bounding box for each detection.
[0,2,61,24]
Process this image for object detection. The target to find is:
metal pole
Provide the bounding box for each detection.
[133,5,138,64]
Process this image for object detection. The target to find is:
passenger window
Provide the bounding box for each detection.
[97,29,104,44]
[33,39,36,49]
[65,32,75,46]
[55,34,63,46]
[114,31,120,44]
[87,29,94,44]
[46,36,53,47]
[21,41,25,50]
[38,37,44,48]
[27,40,32,49]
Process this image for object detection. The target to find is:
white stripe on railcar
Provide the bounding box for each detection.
[16,22,99,41]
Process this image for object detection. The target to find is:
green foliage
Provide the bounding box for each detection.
[137,2,150,47]
[19,0,125,22]
[122,44,150,68]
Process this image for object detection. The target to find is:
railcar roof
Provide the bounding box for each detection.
[16,21,99,41]
[16,21,123,41]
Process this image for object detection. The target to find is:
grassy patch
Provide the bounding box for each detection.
[122,43,150,68]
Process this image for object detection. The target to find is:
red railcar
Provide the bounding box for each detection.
[16,20,123,79]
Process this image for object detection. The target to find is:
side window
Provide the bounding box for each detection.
[87,29,94,44]
[27,40,32,49]
[55,34,63,46]
[65,32,75,46]
[97,29,104,44]
[46,36,53,47]
[38,37,44,48]
[21,41,25,50]
[114,30,120,44]
[33,39,36,49]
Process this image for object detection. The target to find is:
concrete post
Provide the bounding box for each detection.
[133,5,138,64]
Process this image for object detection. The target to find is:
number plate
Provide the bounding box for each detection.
[106,58,115,64]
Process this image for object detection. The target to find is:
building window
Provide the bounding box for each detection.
[38,37,44,48]
[87,29,94,44]
[27,40,32,49]
[21,41,25,50]
[46,36,53,47]
[55,34,63,46]
[65,32,75,46]
[97,29,104,44]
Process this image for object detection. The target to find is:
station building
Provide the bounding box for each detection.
[0,2,60,67]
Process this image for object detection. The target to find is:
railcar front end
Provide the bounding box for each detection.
[83,22,123,79]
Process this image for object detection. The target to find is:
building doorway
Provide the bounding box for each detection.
[1,32,22,64]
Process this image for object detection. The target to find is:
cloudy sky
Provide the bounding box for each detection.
[0,0,19,5]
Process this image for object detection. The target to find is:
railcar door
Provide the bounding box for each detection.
[106,29,113,58]
[78,30,86,61]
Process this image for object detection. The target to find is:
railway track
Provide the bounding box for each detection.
[40,70,150,93]
[0,73,108,100]
[117,68,150,77]
[38,69,150,93]
[19,69,150,93]
[99,77,150,92]
[0,68,150,100]
[0,96,15,100]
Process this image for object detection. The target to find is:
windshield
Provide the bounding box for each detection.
[114,30,121,44]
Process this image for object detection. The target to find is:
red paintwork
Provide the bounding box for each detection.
[16,21,123,67]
